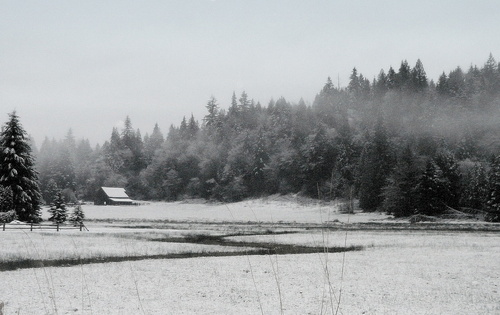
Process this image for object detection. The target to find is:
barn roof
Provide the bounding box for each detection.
[101,187,131,199]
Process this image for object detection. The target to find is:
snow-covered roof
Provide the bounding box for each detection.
[101,187,130,199]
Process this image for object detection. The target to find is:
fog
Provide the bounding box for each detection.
[1,1,499,145]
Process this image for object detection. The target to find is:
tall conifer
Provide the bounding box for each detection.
[0,111,42,222]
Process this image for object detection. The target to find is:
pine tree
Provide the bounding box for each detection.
[397,60,411,90]
[460,163,488,210]
[187,114,199,140]
[434,151,461,208]
[415,159,447,216]
[144,123,164,164]
[248,128,269,194]
[348,67,360,94]
[382,145,420,217]
[411,59,428,92]
[204,96,220,133]
[48,190,67,224]
[69,203,85,225]
[374,69,388,97]
[0,111,42,222]
[486,155,500,222]
[44,178,60,204]
[0,185,13,211]
[387,67,397,89]
[358,118,393,211]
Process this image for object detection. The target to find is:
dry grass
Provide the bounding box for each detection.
[0,230,253,265]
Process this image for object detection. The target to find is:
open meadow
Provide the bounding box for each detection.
[1,197,499,314]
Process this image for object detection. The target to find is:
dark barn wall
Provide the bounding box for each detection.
[94,188,109,205]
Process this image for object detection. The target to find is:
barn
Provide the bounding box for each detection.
[94,187,134,205]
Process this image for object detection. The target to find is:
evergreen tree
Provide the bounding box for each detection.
[486,155,500,222]
[0,111,42,222]
[415,159,447,216]
[0,185,13,211]
[436,72,449,95]
[48,190,67,224]
[411,59,428,92]
[374,69,388,97]
[44,178,60,204]
[69,203,85,225]
[179,117,188,139]
[187,114,200,140]
[248,128,269,194]
[358,118,393,211]
[204,96,220,135]
[397,60,411,90]
[239,91,250,112]
[348,67,360,94]
[460,162,488,210]
[386,67,397,89]
[447,67,466,98]
[382,145,420,217]
[434,151,461,208]
[144,123,164,164]
[482,53,498,93]
[105,127,125,172]
[300,125,336,197]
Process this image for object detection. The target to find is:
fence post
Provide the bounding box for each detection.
[57,223,59,232]
[79,222,82,231]
[2,223,5,231]
[30,223,33,231]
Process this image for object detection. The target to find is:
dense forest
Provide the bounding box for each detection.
[30,55,500,221]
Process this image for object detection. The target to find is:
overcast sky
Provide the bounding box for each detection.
[1,0,499,146]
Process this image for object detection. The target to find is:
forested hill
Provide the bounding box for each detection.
[34,55,500,220]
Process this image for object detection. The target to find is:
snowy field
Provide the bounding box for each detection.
[1,198,499,314]
[64,196,392,224]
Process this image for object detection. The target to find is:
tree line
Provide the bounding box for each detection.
[2,54,500,222]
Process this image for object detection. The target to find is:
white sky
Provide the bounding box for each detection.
[1,0,499,146]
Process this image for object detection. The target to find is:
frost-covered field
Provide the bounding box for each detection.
[0,230,251,264]
[1,199,499,314]
[1,238,499,314]
[64,197,391,223]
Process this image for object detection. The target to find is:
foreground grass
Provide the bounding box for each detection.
[1,230,499,314]
[0,229,256,270]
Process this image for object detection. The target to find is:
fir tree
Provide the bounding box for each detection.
[460,163,488,210]
[415,159,447,216]
[486,155,500,222]
[44,178,60,204]
[48,191,67,224]
[144,123,164,164]
[358,118,393,211]
[411,59,428,92]
[0,185,13,211]
[434,151,461,208]
[69,203,85,225]
[0,111,42,222]
[204,96,220,134]
[382,145,420,217]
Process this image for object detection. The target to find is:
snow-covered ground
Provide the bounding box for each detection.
[2,199,499,314]
[1,239,499,314]
[48,196,391,224]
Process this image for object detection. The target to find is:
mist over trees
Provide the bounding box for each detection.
[22,55,500,221]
